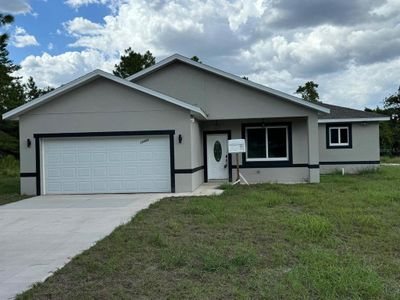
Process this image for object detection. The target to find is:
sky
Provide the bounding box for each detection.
[1,0,400,110]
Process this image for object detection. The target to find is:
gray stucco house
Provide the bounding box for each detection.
[2,54,389,195]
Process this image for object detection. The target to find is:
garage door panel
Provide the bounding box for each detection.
[42,136,171,194]
[77,168,90,177]
[78,182,91,193]
[122,151,137,161]
[62,182,77,193]
[108,166,122,176]
[92,152,107,162]
[62,153,76,164]
[109,152,122,161]
[77,153,91,163]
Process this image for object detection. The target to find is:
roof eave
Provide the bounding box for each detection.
[318,117,390,123]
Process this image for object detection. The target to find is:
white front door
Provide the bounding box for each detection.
[206,133,229,180]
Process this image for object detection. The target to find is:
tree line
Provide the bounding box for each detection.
[0,14,54,157]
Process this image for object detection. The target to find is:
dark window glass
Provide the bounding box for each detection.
[330,129,339,144]
[268,127,287,158]
[247,128,266,158]
[213,141,222,162]
[340,128,348,144]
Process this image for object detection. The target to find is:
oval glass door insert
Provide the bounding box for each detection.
[214,141,222,162]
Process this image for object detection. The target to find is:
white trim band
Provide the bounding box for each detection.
[319,117,390,123]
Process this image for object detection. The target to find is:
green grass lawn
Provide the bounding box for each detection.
[18,167,400,299]
[0,155,28,206]
[381,155,400,164]
[0,175,28,206]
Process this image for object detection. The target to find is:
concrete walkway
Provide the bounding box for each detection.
[0,184,222,299]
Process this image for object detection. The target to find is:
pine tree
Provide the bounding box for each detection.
[0,14,25,157]
[295,81,319,102]
[191,56,202,63]
[113,48,156,78]
[23,76,54,101]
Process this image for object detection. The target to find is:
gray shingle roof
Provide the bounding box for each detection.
[318,103,389,120]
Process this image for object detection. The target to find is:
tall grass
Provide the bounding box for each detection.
[0,155,19,177]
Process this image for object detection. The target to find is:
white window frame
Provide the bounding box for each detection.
[245,126,289,162]
[329,126,349,146]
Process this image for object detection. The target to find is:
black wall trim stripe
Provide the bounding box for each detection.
[35,136,41,195]
[169,134,175,193]
[230,161,380,168]
[230,163,318,169]
[308,164,320,169]
[320,161,380,165]
[20,172,37,177]
[34,130,176,195]
[174,166,204,174]
[34,130,175,138]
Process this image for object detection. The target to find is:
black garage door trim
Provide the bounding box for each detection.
[33,130,175,195]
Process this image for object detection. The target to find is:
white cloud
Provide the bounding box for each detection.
[242,24,400,78]
[11,27,39,48]
[47,42,54,50]
[17,49,116,88]
[244,53,400,110]
[64,0,123,12]
[371,0,400,17]
[318,59,400,108]
[0,0,31,14]
[17,0,400,109]
[64,17,103,36]
[64,0,108,8]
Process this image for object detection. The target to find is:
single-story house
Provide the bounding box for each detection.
[2,54,390,195]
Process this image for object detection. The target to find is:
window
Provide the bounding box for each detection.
[327,125,351,148]
[213,141,222,162]
[246,126,288,161]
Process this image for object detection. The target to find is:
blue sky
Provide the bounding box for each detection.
[8,1,109,63]
[1,0,400,109]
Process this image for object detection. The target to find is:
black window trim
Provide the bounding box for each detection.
[245,125,289,162]
[326,123,352,149]
[241,122,293,167]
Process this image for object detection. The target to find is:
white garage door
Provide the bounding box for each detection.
[41,136,171,194]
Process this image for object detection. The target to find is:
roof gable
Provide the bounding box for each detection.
[127,54,330,114]
[2,70,207,120]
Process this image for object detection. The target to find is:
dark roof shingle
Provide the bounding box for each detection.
[318,103,389,120]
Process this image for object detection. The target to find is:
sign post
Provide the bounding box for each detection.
[228,139,248,185]
[236,153,240,182]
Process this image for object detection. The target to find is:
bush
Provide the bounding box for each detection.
[0,155,19,177]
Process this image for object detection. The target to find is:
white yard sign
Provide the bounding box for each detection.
[228,139,246,153]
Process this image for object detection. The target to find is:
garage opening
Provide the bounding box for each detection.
[40,135,171,194]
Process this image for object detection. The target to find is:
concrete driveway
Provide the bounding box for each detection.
[0,193,165,300]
